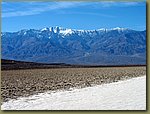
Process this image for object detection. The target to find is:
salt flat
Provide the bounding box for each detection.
[1,76,146,110]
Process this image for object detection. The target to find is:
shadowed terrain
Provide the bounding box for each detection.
[1,59,146,70]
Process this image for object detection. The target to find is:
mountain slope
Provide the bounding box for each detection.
[1,27,146,65]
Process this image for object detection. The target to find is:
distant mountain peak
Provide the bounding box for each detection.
[40,26,74,35]
[41,27,49,31]
[39,26,130,32]
[110,27,129,31]
[2,26,146,65]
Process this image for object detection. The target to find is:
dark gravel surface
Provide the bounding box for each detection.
[1,67,146,103]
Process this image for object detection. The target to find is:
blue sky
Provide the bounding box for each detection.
[2,1,146,32]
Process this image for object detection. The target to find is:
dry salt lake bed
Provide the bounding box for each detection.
[1,66,146,110]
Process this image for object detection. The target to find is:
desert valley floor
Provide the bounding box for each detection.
[1,66,146,110]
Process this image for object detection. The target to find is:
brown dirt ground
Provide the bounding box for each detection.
[1,67,146,103]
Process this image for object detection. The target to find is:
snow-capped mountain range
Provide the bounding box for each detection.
[1,27,146,65]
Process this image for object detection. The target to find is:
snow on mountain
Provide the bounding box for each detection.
[40,27,74,35]
[41,27,49,32]
[39,26,130,35]
[59,28,74,35]
[111,27,128,31]
[1,27,146,65]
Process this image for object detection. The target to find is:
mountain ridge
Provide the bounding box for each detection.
[2,27,145,36]
[1,26,146,65]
